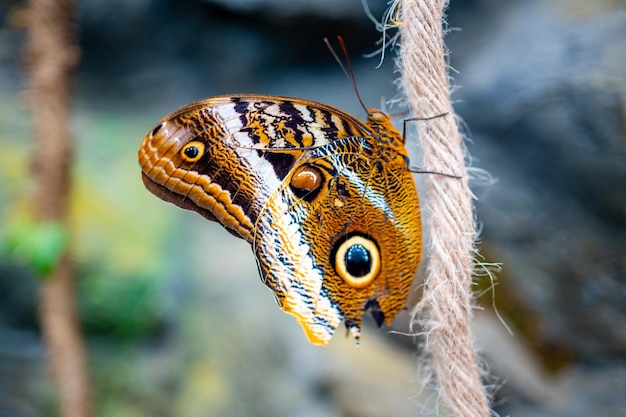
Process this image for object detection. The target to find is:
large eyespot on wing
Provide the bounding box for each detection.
[332,234,381,290]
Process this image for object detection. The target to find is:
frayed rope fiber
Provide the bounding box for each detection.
[398,1,490,416]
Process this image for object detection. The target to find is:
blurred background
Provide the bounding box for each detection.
[0,0,625,416]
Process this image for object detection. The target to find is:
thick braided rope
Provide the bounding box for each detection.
[398,1,490,416]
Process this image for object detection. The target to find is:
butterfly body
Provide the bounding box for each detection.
[139,95,421,346]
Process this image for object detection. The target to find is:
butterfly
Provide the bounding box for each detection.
[138,94,422,346]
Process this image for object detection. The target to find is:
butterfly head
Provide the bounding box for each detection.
[367,108,391,124]
[365,109,403,145]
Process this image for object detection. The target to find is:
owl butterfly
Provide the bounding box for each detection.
[139,94,423,346]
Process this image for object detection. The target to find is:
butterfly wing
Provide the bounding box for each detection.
[139,95,422,346]
[138,95,370,242]
[254,137,422,346]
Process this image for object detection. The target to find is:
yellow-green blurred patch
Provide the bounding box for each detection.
[69,110,174,278]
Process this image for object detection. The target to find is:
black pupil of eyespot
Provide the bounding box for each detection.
[184,146,199,159]
[345,244,371,278]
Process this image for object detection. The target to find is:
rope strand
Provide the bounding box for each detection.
[398,1,490,416]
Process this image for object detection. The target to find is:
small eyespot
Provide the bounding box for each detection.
[180,141,205,162]
[334,235,381,288]
[289,165,324,201]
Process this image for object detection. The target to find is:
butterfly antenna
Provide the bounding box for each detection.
[323,36,370,116]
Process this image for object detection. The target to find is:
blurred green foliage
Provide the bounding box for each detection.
[4,219,68,277]
[78,270,161,341]
[0,97,168,320]
[0,97,176,414]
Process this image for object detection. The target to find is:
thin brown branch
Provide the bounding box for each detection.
[25,0,92,416]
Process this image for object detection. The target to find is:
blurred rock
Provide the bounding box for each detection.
[203,0,387,19]
[501,361,626,417]
[74,0,387,110]
[0,328,48,417]
[446,0,626,414]
[452,0,626,357]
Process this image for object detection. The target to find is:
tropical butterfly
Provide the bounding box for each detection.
[138,94,422,346]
